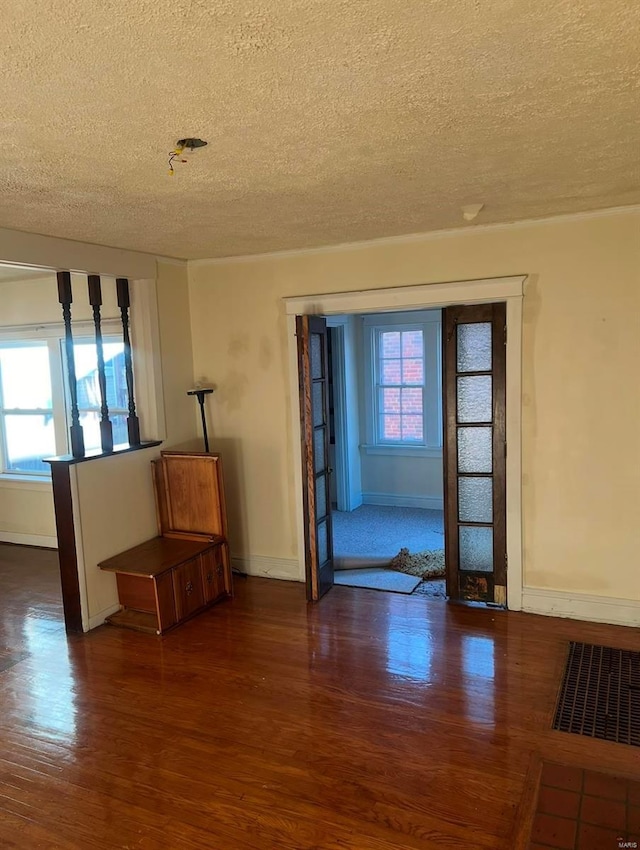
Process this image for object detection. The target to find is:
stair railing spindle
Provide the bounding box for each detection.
[57,271,85,458]
[87,275,114,453]
[115,278,141,446]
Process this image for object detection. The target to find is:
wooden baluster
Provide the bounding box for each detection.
[116,278,141,446]
[57,271,85,458]
[87,275,113,453]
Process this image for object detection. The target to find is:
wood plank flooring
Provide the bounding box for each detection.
[0,543,638,849]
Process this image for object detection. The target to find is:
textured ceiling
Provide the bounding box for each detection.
[1,1,639,260]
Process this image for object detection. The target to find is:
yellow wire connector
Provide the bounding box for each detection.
[167,138,207,175]
[168,143,186,176]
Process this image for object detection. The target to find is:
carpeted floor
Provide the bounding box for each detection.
[332,504,444,561]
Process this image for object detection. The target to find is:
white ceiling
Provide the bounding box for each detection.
[1,0,638,260]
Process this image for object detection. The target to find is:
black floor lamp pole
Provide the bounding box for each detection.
[188,388,214,452]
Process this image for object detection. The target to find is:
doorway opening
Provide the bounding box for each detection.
[326,311,446,599]
[287,275,525,610]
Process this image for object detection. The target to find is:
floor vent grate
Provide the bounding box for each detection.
[553,641,640,747]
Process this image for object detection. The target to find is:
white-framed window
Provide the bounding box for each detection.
[363,310,442,456]
[0,322,128,478]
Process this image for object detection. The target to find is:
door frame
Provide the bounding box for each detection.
[285,275,526,610]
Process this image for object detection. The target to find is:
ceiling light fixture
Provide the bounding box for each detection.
[168,137,208,176]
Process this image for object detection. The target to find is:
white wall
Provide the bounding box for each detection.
[188,208,640,623]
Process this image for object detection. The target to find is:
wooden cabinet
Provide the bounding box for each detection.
[99,537,231,635]
[200,547,227,604]
[99,451,233,634]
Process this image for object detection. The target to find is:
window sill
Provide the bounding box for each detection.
[0,474,52,491]
[361,444,443,459]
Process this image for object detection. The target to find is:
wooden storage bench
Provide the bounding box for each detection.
[99,535,231,635]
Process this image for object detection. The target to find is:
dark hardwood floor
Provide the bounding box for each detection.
[0,543,638,849]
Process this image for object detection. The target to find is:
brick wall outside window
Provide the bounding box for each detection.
[378,329,425,443]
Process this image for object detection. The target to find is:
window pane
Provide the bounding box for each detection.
[457,323,492,373]
[316,473,327,521]
[401,387,422,414]
[381,387,400,413]
[381,359,401,384]
[317,520,328,565]
[459,526,493,572]
[80,412,129,452]
[401,415,423,442]
[457,375,492,423]
[0,346,52,409]
[401,330,423,358]
[4,414,56,472]
[382,414,401,441]
[312,382,324,426]
[314,427,325,473]
[310,334,323,379]
[402,359,424,386]
[380,331,400,358]
[73,341,127,411]
[458,477,493,523]
[458,427,492,473]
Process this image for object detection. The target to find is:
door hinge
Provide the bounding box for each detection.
[503,324,507,345]
[504,440,507,458]
[505,552,508,568]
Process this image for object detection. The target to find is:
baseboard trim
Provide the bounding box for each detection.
[362,492,444,511]
[232,555,301,582]
[88,603,121,631]
[522,587,640,627]
[0,531,58,549]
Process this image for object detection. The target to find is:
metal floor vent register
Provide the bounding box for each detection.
[553,642,640,747]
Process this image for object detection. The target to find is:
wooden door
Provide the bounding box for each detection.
[296,315,334,601]
[443,303,507,605]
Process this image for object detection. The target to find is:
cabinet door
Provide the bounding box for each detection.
[200,547,226,604]
[172,557,205,621]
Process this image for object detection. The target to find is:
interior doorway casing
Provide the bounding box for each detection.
[285,275,526,611]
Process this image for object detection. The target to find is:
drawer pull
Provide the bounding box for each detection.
[206,572,214,584]
[185,580,194,595]
[216,565,223,578]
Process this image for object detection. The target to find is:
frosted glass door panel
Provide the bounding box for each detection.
[311,334,323,378]
[459,526,493,572]
[316,474,327,521]
[457,376,492,423]
[312,382,324,426]
[314,427,325,473]
[457,323,492,373]
[457,427,493,473]
[458,477,493,523]
[317,521,328,565]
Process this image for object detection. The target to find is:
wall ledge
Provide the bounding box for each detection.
[522,587,640,627]
[45,441,162,466]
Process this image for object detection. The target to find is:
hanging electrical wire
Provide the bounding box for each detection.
[167,138,208,175]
